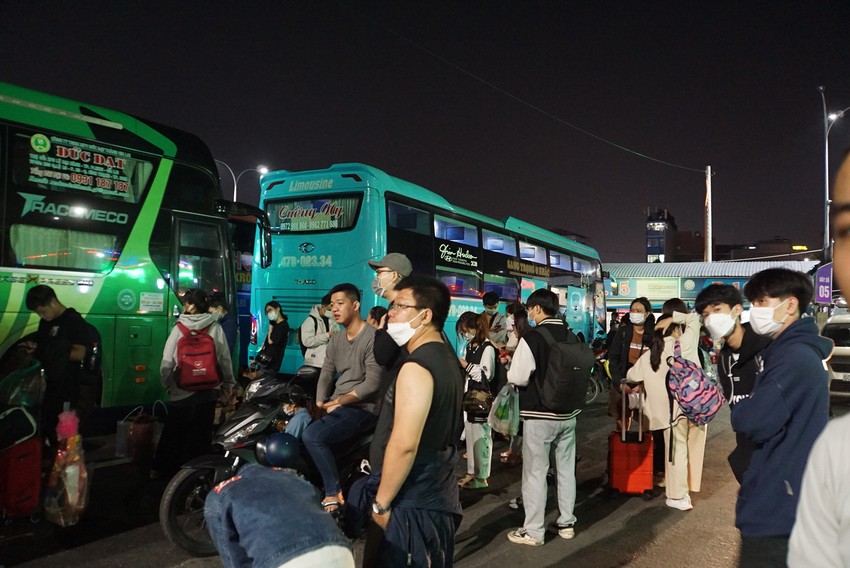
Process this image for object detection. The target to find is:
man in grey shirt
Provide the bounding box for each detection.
[303,283,385,513]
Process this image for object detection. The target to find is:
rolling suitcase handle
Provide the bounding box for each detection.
[621,384,643,443]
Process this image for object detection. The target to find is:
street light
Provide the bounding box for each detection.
[234,166,269,202]
[818,86,850,260]
[213,159,268,202]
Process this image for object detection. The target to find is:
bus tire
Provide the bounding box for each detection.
[159,467,218,557]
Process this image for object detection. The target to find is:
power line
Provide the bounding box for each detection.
[339,3,707,174]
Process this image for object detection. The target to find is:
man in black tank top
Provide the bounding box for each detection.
[353,275,463,568]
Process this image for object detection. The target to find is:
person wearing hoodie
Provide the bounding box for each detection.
[730,268,831,567]
[298,294,338,397]
[152,288,235,477]
[695,283,771,483]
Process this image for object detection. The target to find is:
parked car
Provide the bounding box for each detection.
[820,315,850,398]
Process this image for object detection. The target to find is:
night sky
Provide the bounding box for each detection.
[3,2,850,262]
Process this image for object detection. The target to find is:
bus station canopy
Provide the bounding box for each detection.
[604,260,821,311]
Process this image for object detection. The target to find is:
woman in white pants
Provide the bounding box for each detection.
[457,311,496,489]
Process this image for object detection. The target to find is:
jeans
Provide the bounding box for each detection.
[521,418,577,540]
[204,464,353,568]
[302,405,377,496]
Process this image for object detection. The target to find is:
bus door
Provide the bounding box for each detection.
[550,284,590,342]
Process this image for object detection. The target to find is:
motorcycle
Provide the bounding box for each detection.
[585,339,612,404]
[158,366,372,557]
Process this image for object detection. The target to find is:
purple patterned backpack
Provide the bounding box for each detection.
[666,340,725,425]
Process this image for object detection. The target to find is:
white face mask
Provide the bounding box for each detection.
[629,312,646,325]
[210,310,222,322]
[283,405,295,417]
[462,330,475,341]
[485,308,498,316]
[705,312,736,340]
[267,310,278,322]
[387,311,425,346]
[506,316,515,331]
[748,299,789,338]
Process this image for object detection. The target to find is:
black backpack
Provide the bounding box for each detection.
[535,326,595,414]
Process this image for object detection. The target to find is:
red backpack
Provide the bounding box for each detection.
[175,323,221,391]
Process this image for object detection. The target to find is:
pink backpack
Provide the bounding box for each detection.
[666,340,724,425]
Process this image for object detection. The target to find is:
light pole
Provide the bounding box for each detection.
[234,166,269,202]
[214,159,268,202]
[819,86,850,261]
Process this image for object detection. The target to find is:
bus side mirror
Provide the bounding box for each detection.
[216,199,272,268]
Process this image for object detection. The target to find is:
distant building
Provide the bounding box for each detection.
[645,208,703,262]
[645,208,814,263]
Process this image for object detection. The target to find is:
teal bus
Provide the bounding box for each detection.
[0,83,270,407]
[249,163,606,375]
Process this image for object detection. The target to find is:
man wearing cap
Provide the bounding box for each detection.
[368,253,414,371]
[368,253,413,305]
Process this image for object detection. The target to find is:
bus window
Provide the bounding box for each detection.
[482,229,516,256]
[519,241,547,264]
[176,219,227,296]
[265,194,361,233]
[9,224,118,271]
[573,256,595,275]
[549,250,572,272]
[483,274,519,301]
[434,215,478,247]
[388,201,430,235]
[437,266,481,298]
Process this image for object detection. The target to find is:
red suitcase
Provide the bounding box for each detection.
[0,437,42,518]
[607,389,654,498]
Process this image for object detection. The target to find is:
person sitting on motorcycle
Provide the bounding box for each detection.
[283,385,314,440]
[302,283,386,514]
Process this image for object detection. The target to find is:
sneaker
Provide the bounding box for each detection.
[508,496,523,510]
[666,495,693,511]
[548,522,575,539]
[507,528,544,546]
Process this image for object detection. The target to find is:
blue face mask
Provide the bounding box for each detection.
[528,318,537,328]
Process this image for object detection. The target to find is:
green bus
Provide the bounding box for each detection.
[250,163,606,375]
[0,83,270,407]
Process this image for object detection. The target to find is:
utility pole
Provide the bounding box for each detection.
[704,165,712,262]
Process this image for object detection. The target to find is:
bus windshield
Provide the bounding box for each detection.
[266,194,362,233]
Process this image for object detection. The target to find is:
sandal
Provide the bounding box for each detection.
[460,477,488,490]
[457,474,475,487]
[322,492,345,514]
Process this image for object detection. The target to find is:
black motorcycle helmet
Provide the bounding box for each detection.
[282,384,309,407]
[255,432,300,468]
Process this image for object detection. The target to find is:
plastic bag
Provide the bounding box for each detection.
[44,411,89,527]
[488,383,520,436]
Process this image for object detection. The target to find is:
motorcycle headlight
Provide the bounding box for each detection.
[244,381,262,401]
[223,422,260,446]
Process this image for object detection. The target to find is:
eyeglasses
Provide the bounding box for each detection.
[388,302,421,313]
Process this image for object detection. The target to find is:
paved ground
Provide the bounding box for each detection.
[5,399,847,568]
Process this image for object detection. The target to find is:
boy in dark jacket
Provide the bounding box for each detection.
[730,269,832,567]
[506,289,585,546]
[695,284,771,483]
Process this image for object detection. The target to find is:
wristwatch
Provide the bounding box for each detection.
[372,500,391,515]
